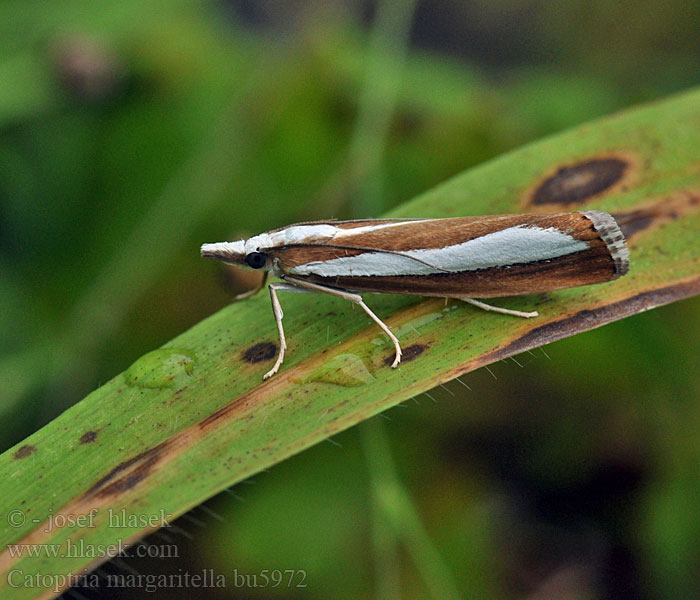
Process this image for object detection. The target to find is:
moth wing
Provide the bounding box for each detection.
[267,213,628,297]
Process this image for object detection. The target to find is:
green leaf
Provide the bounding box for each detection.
[2,87,700,598]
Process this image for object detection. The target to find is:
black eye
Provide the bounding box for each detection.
[245,251,267,269]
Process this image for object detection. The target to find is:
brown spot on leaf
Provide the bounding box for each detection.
[613,189,700,240]
[14,445,36,459]
[80,431,98,444]
[531,157,630,206]
[82,441,170,499]
[614,210,655,238]
[384,344,426,366]
[243,342,277,363]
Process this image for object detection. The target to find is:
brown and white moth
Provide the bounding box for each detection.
[201,211,629,379]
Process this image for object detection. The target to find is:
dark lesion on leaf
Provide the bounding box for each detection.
[613,189,700,240]
[384,344,427,366]
[243,342,277,363]
[79,431,98,444]
[531,157,631,206]
[13,445,37,459]
[82,441,171,499]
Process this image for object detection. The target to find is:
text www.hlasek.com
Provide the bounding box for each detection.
[7,539,177,559]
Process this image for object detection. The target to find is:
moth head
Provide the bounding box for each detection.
[200,240,270,271]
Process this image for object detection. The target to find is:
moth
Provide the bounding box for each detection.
[201,211,629,379]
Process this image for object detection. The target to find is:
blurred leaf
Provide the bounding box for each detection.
[0,53,55,126]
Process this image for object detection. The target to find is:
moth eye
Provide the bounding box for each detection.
[245,251,267,269]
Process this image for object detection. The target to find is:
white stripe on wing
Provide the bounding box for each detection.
[289,225,590,277]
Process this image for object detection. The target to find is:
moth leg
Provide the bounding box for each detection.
[284,276,402,368]
[460,298,538,318]
[234,271,270,301]
[263,282,315,380]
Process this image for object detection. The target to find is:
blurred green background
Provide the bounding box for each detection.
[1,1,699,598]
